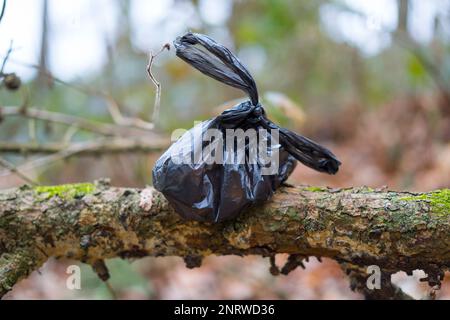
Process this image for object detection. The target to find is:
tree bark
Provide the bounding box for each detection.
[397,0,409,34]
[37,0,50,87]
[0,181,449,299]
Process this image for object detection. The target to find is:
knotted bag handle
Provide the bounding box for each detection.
[174,32,341,175]
[174,32,259,106]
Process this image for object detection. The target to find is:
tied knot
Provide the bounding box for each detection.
[248,104,264,124]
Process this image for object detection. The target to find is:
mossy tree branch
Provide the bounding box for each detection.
[0,181,449,299]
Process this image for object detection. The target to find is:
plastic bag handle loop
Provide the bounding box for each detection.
[174,32,259,106]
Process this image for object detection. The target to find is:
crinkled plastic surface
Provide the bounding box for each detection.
[153,32,341,223]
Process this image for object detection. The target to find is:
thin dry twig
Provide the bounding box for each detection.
[0,156,38,185]
[28,118,37,143]
[62,125,79,144]
[0,137,167,178]
[147,43,170,123]
[103,94,155,131]
[0,138,167,155]
[0,40,13,75]
[1,106,121,136]
[0,0,6,26]
[2,138,110,176]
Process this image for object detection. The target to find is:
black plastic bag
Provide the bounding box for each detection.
[153,32,341,223]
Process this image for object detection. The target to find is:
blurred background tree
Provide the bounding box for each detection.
[0,0,449,300]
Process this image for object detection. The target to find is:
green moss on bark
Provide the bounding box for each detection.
[34,183,96,200]
[304,186,327,192]
[399,189,450,216]
[375,189,450,232]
